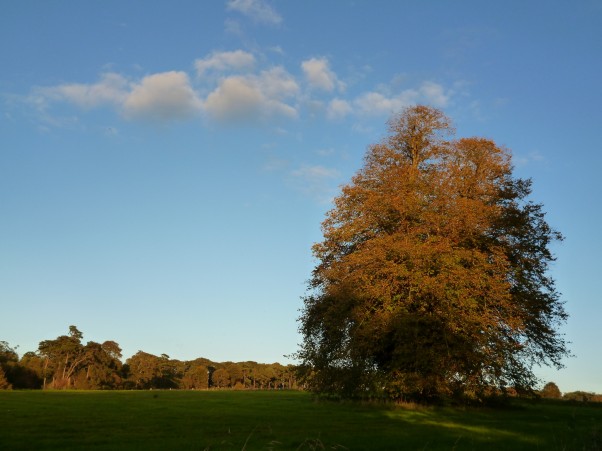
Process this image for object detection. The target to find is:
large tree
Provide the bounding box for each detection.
[73,340,123,389]
[296,105,568,401]
[38,326,87,389]
[37,326,124,390]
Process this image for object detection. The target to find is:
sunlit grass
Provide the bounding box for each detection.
[0,390,600,450]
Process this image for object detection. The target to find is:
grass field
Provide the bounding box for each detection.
[0,390,600,450]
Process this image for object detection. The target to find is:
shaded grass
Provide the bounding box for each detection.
[0,390,600,450]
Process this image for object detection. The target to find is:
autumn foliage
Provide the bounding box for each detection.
[296,105,568,401]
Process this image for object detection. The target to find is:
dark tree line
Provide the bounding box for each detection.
[0,327,298,391]
[539,382,602,403]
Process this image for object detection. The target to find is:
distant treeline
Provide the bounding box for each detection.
[537,381,602,403]
[2,327,600,401]
[0,326,298,391]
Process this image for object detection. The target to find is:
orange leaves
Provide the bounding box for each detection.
[297,105,567,401]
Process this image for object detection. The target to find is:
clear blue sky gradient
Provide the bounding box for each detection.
[1,1,600,393]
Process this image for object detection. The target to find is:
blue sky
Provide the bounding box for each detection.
[1,0,601,393]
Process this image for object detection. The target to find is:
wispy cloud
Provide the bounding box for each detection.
[327,98,352,120]
[316,147,336,157]
[32,73,128,110]
[262,156,289,172]
[224,18,244,36]
[195,50,256,77]
[289,164,341,203]
[226,0,282,25]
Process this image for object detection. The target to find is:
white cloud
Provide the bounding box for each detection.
[195,50,256,76]
[301,58,344,92]
[35,73,128,109]
[327,98,352,120]
[203,77,264,121]
[23,53,455,127]
[419,81,450,107]
[226,0,282,25]
[354,90,418,116]
[123,71,202,121]
[256,67,299,99]
[353,81,451,115]
[202,67,298,122]
[29,71,202,123]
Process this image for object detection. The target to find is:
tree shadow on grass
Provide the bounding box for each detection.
[365,400,602,451]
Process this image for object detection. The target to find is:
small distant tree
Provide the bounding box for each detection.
[0,367,11,390]
[180,363,209,389]
[285,364,298,389]
[212,368,231,388]
[224,362,244,387]
[16,352,44,389]
[541,382,561,399]
[563,391,595,402]
[241,361,258,388]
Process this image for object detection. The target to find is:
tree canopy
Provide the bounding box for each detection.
[541,381,562,399]
[296,105,568,402]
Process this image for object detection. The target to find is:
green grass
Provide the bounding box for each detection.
[0,390,600,450]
